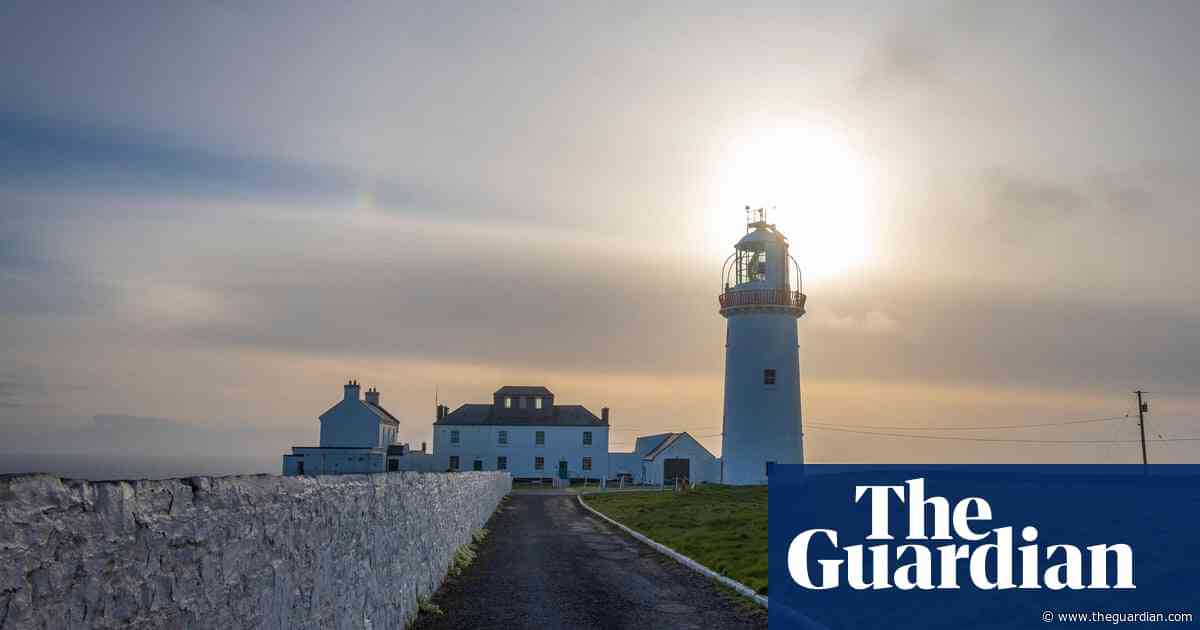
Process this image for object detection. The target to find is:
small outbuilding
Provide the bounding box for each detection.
[609,432,720,485]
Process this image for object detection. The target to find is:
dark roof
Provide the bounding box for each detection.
[635,433,673,454]
[291,446,382,451]
[363,401,400,426]
[640,432,717,461]
[436,403,607,427]
[642,433,683,461]
[493,385,554,397]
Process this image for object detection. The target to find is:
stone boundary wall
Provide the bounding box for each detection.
[0,471,511,629]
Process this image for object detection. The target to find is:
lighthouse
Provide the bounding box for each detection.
[719,208,806,485]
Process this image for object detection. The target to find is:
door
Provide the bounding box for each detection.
[473,459,483,471]
[663,458,690,483]
[558,459,569,479]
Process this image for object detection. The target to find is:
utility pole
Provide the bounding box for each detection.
[1135,390,1148,473]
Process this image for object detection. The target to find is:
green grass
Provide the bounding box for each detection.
[449,528,489,577]
[584,485,769,595]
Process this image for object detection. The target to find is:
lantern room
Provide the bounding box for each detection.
[719,208,806,316]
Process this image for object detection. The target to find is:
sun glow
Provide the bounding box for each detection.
[713,123,875,279]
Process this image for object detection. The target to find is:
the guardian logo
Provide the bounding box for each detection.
[788,478,1135,591]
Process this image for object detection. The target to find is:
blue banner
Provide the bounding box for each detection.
[769,465,1199,629]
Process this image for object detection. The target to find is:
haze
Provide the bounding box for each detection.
[2,2,1198,477]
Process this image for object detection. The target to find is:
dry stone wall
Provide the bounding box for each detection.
[0,471,511,629]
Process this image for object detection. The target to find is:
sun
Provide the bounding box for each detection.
[711,123,875,279]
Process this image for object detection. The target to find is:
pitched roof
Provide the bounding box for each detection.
[640,432,716,461]
[435,403,606,427]
[634,433,673,455]
[363,401,400,426]
[493,385,554,397]
[318,399,401,426]
[642,433,684,461]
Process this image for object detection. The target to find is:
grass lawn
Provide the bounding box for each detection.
[583,485,768,594]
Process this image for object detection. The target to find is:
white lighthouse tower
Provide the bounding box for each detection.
[719,208,806,485]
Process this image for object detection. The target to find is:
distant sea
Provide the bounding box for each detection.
[0,452,280,481]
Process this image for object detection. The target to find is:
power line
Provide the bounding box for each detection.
[805,414,1130,432]
[805,425,1200,444]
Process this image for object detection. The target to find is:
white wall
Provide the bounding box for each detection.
[318,398,383,448]
[283,448,385,475]
[0,471,511,629]
[641,434,720,485]
[433,425,609,479]
[607,452,643,481]
[721,310,804,485]
[389,452,437,473]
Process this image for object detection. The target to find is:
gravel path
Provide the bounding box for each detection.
[410,494,767,630]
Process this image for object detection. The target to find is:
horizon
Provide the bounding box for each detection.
[3,2,1199,478]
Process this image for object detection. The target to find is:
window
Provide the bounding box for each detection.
[582,457,592,471]
[497,456,507,470]
[763,368,777,386]
[450,430,460,444]
[504,396,512,408]
[737,247,768,284]
[534,456,545,470]
[582,431,593,446]
[535,431,545,446]
[518,396,526,408]
[498,430,508,445]
[449,455,460,471]
[534,397,543,409]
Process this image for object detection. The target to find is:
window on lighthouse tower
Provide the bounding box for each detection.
[763,369,777,386]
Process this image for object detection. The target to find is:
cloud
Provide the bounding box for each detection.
[985,171,1087,222]
[854,26,943,96]
[810,308,900,335]
[0,413,284,458]
[2,2,1200,467]
[0,114,350,204]
[0,380,24,408]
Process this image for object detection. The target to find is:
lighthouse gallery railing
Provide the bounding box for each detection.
[718,288,807,311]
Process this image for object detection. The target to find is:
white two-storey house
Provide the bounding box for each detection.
[432,385,609,481]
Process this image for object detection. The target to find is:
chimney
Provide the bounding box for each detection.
[365,387,380,405]
[436,404,449,420]
[601,407,610,424]
[344,379,361,401]
[421,441,427,453]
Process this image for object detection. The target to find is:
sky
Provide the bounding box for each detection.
[2,1,1198,476]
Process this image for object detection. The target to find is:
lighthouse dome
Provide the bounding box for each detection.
[735,224,787,249]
